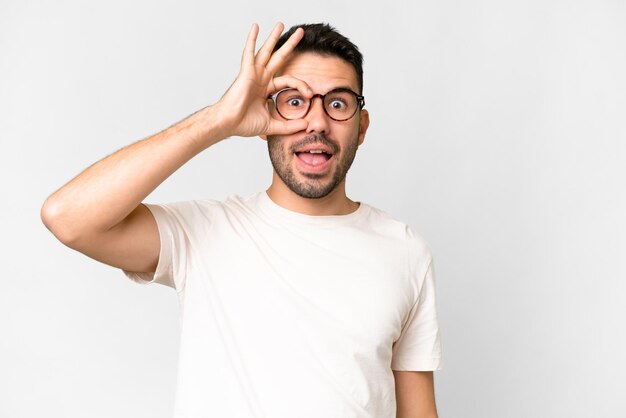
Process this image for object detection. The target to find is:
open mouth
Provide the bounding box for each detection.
[294,150,333,166]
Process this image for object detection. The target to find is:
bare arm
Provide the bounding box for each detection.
[40,22,312,273]
[393,371,439,418]
[40,107,223,272]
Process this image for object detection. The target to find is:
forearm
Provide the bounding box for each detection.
[41,104,225,243]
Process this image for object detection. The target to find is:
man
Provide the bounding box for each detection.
[41,22,442,418]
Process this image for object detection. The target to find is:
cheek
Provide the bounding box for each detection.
[337,124,361,146]
[268,135,296,157]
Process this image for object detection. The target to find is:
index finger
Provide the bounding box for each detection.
[266,27,305,74]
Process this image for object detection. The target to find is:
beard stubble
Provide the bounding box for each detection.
[266,131,360,199]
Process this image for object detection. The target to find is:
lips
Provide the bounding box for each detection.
[294,150,334,172]
[296,150,331,164]
[291,137,337,173]
[294,144,334,155]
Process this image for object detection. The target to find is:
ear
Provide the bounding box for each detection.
[357,109,370,146]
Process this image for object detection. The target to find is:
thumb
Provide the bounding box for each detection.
[267,119,308,136]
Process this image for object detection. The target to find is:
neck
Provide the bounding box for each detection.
[266,175,359,216]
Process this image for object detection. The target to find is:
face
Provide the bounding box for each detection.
[266,52,370,199]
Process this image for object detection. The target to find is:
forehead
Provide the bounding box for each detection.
[276,52,359,93]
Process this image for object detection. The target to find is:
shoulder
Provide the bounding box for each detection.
[364,203,433,269]
[141,196,231,230]
[145,197,223,215]
[365,204,432,251]
[143,192,271,227]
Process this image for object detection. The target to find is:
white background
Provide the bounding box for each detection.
[1,0,625,417]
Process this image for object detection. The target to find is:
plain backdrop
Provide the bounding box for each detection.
[1,0,625,417]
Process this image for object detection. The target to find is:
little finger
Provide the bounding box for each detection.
[241,23,259,67]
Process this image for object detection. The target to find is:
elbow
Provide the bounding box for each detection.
[41,196,81,245]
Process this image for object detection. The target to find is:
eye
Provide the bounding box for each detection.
[328,98,348,110]
[280,92,306,108]
[288,98,305,107]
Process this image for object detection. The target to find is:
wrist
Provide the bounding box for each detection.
[180,104,231,151]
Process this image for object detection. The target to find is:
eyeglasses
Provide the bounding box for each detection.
[268,87,365,122]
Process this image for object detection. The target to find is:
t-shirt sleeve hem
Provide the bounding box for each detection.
[121,203,175,289]
[391,357,444,371]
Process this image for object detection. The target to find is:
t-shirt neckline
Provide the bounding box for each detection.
[254,190,370,227]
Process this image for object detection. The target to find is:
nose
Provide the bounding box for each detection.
[305,96,330,134]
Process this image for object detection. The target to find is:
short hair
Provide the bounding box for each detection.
[273,23,364,94]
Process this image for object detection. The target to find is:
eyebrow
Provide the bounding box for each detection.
[324,85,359,94]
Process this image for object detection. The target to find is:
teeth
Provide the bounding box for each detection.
[309,150,323,153]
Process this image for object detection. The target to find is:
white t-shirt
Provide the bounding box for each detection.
[123,191,442,418]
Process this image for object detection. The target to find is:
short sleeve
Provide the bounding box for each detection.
[391,257,443,371]
[122,202,190,293]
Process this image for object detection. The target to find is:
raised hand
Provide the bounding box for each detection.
[214,23,313,138]
[40,23,316,269]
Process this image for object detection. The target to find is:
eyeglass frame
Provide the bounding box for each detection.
[267,87,366,122]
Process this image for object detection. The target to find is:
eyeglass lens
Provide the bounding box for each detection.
[276,89,359,121]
